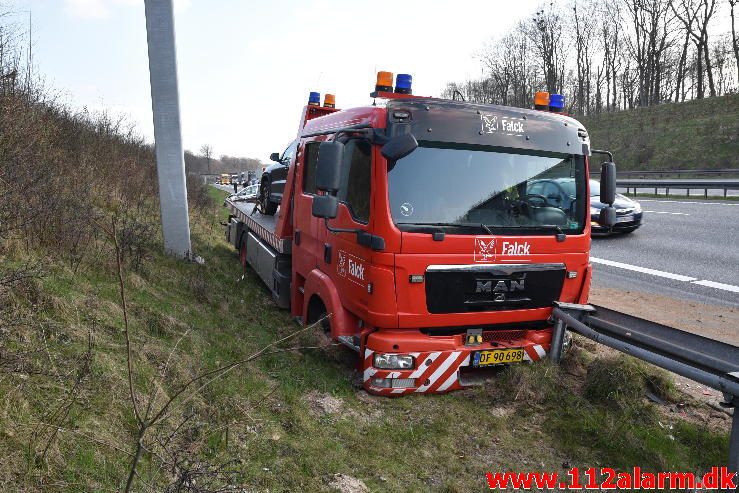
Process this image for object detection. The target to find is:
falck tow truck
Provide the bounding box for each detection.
[224,71,617,396]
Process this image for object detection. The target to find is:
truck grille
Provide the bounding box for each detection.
[424,263,566,314]
[482,330,527,342]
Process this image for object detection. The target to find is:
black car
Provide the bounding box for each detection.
[589,180,643,234]
[259,140,297,215]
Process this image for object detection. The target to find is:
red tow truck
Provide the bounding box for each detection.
[224,73,617,396]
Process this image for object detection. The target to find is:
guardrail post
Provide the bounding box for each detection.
[550,318,566,364]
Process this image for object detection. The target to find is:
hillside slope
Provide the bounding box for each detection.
[579,94,739,171]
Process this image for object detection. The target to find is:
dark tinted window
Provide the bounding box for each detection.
[339,140,371,223]
[302,142,320,195]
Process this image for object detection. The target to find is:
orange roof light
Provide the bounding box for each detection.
[534,91,550,110]
[323,93,335,108]
[376,71,394,92]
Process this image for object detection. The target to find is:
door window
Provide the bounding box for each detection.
[339,140,371,224]
[302,142,320,195]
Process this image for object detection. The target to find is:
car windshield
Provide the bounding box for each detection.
[387,143,586,234]
[590,180,601,197]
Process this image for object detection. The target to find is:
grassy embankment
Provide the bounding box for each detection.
[580,93,739,172]
[0,180,730,492]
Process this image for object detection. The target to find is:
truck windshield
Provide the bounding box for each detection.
[387,143,586,234]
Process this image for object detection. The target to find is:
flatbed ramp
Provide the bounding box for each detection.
[226,199,290,254]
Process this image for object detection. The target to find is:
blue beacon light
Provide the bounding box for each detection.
[308,91,321,106]
[549,94,565,112]
[394,74,413,95]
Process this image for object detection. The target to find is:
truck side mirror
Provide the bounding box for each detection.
[312,195,338,219]
[315,141,344,193]
[600,161,616,205]
[381,133,418,161]
[599,161,617,227]
[270,152,280,162]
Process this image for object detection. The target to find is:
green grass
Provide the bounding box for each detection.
[0,187,731,492]
[580,94,739,171]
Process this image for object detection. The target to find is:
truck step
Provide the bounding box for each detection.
[337,335,360,352]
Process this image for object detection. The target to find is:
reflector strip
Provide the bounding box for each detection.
[415,352,462,392]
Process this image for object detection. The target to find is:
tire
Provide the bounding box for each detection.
[260,179,278,216]
[239,236,248,268]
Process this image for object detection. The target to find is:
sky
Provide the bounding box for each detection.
[8,0,543,163]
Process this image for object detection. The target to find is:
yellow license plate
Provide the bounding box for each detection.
[472,348,525,367]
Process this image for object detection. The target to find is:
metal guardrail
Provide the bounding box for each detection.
[550,303,739,473]
[616,178,739,198]
[601,169,739,178]
[590,169,739,178]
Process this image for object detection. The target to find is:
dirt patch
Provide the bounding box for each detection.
[585,285,736,429]
[304,391,345,415]
[327,473,369,493]
[589,286,739,345]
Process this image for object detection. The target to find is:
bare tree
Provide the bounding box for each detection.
[199,144,213,174]
[730,0,739,81]
[672,0,719,98]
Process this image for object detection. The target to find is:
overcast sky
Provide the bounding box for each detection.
[9,0,543,162]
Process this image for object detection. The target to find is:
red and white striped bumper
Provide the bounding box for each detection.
[362,343,548,396]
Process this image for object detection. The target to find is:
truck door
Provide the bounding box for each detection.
[293,142,324,278]
[325,139,373,314]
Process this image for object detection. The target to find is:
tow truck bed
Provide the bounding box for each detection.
[225,199,291,254]
[225,198,292,309]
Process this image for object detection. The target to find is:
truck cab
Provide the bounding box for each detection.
[226,83,616,396]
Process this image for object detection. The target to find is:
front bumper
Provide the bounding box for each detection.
[591,212,643,234]
[362,328,552,396]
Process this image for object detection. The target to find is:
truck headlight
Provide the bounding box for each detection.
[374,353,415,369]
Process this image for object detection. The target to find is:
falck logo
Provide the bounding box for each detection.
[480,112,526,136]
[336,250,367,287]
[474,237,496,263]
[480,113,498,134]
[337,251,348,278]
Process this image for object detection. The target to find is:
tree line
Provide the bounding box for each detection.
[443,0,739,115]
[185,144,262,176]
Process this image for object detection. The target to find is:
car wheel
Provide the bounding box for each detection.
[260,179,278,216]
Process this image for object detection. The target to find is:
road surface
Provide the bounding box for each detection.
[591,198,739,308]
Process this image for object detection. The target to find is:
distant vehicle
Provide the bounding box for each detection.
[259,140,297,215]
[589,180,642,234]
[220,173,230,185]
[526,177,578,215]
[230,173,239,184]
[227,183,258,202]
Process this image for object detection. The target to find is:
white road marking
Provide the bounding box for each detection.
[642,210,690,215]
[639,199,739,206]
[592,257,739,294]
[590,257,697,282]
[690,280,739,294]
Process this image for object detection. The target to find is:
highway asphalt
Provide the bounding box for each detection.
[591,198,739,308]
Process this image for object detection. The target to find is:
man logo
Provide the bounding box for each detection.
[475,279,526,294]
[474,237,496,262]
[480,113,498,134]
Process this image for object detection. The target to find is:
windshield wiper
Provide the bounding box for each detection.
[398,222,493,234]
[483,224,567,242]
